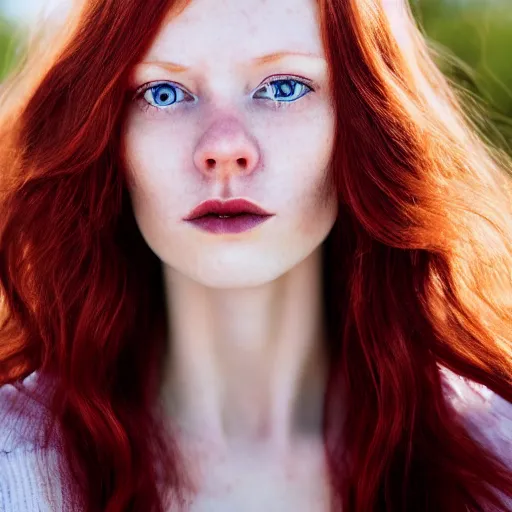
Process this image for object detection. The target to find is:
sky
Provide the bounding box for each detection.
[0,0,69,24]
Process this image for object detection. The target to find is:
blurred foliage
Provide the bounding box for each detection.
[0,0,510,151]
[0,15,20,82]
[411,0,512,153]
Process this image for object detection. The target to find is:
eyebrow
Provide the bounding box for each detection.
[139,51,326,73]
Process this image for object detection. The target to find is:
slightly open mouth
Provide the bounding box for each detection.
[186,212,273,234]
[200,213,258,219]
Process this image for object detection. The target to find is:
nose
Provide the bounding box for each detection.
[193,118,260,181]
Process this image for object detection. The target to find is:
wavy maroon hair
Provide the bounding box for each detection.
[0,0,512,510]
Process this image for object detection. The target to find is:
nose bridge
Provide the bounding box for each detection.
[193,115,260,180]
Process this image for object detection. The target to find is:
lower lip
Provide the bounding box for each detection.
[185,214,273,234]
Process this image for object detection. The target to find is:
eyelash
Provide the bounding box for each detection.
[132,74,316,113]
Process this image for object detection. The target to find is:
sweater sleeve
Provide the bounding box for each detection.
[0,371,82,512]
[440,365,512,510]
[0,446,68,512]
[440,365,512,466]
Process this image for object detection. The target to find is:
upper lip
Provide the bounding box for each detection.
[183,198,274,220]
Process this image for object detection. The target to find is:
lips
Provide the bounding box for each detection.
[183,198,274,221]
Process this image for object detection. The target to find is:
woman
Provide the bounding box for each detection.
[0,0,511,510]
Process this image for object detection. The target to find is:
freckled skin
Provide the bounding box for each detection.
[122,0,336,509]
[123,0,337,288]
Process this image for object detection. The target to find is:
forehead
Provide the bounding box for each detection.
[144,0,324,63]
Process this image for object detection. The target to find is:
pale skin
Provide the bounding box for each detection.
[122,0,337,508]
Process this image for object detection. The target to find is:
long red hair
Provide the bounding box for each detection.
[0,0,511,510]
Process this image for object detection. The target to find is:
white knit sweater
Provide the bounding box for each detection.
[0,366,511,511]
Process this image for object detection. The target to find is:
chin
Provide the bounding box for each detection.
[187,264,288,289]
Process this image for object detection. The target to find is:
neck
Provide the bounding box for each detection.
[159,245,328,455]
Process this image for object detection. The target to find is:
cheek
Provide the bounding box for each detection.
[122,135,169,239]
[296,172,337,240]
[123,121,171,199]
[122,119,149,191]
[291,114,337,238]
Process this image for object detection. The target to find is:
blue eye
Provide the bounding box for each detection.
[254,78,312,103]
[135,75,314,111]
[143,83,188,108]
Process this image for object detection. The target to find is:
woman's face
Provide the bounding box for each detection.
[122,0,337,288]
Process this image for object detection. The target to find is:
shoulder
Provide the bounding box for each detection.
[0,372,81,511]
[0,370,58,453]
[439,365,512,464]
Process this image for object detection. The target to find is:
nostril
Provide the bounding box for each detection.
[203,158,247,171]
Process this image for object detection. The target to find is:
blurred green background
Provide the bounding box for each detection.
[0,0,511,152]
[411,0,512,153]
